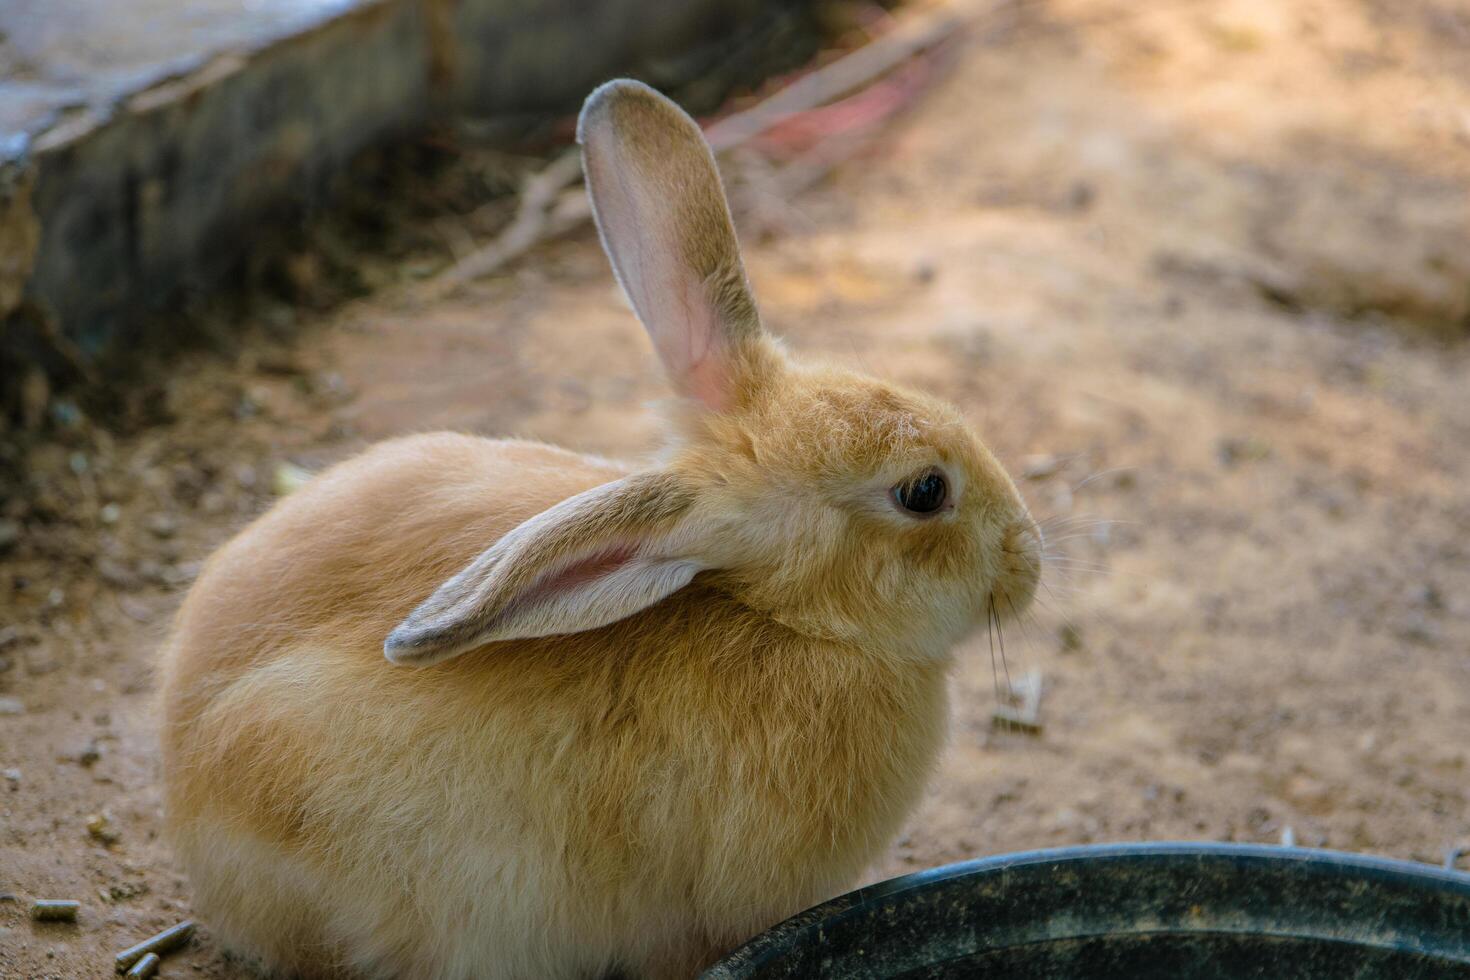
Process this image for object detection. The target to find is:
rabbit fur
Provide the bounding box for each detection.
[159,79,1041,980]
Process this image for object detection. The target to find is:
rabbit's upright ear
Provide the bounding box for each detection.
[385,472,710,666]
[578,79,763,413]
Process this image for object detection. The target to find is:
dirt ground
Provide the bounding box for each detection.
[4,0,1470,975]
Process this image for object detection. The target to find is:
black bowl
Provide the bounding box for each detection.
[704,842,1470,979]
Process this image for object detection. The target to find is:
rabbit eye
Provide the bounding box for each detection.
[894,469,948,515]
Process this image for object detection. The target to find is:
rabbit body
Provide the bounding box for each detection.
[161,434,950,979]
[161,79,1038,980]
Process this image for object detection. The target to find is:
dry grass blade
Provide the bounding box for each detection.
[433,149,585,290]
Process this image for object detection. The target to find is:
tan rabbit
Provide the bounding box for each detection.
[158,79,1041,980]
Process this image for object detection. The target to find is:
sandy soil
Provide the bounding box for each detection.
[4,0,1470,975]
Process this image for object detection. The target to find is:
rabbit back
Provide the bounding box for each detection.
[160,431,949,979]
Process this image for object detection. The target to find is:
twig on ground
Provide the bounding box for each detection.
[426,0,1008,294]
[432,149,585,290]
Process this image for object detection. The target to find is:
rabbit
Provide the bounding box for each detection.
[158,78,1042,980]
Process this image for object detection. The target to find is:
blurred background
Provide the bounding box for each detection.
[2,0,1468,973]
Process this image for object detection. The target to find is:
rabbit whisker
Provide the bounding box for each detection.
[1071,467,1137,493]
[994,596,1013,694]
[987,596,1002,701]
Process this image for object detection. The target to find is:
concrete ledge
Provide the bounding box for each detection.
[0,0,811,357]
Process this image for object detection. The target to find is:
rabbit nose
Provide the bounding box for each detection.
[995,518,1042,617]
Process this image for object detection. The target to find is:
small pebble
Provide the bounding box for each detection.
[255,350,305,376]
[24,646,59,676]
[1068,180,1095,210]
[31,899,80,922]
[1022,454,1065,481]
[1412,583,1446,612]
[273,461,313,496]
[1396,614,1441,647]
[0,697,24,716]
[99,503,122,525]
[992,669,1046,736]
[117,597,154,623]
[50,399,82,428]
[3,768,20,787]
[0,519,19,553]
[1217,435,1272,468]
[87,812,121,845]
[97,557,143,591]
[198,490,230,515]
[100,880,148,904]
[144,513,178,539]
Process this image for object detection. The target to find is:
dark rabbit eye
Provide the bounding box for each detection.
[894,470,948,515]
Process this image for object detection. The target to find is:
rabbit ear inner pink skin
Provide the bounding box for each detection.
[385,472,711,666]
[578,78,768,414]
[159,79,1044,980]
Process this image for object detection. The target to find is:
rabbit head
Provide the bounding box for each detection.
[385,80,1039,667]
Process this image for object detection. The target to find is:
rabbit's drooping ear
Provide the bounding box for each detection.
[578,79,762,413]
[385,472,709,666]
